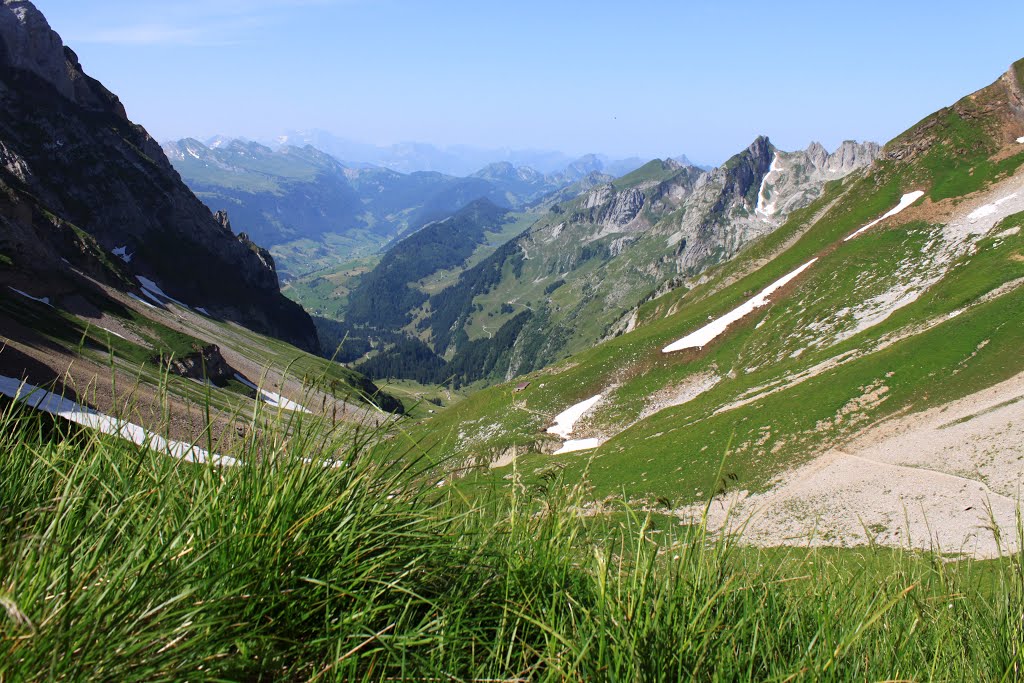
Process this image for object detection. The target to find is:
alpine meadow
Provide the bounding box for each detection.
[2,1,1024,680]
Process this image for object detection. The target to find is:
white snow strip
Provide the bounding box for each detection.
[136,276,191,309]
[553,438,603,455]
[996,226,1021,238]
[843,191,925,242]
[662,258,818,353]
[112,246,133,263]
[127,293,157,309]
[969,205,998,221]
[97,326,126,340]
[546,394,602,439]
[233,373,310,413]
[754,154,781,219]
[1017,136,1024,144]
[8,287,52,307]
[0,375,236,466]
[139,288,164,306]
[196,307,210,316]
[968,193,1019,222]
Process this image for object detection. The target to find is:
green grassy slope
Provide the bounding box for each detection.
[407,62,1024,507]
[2,400,1023,680]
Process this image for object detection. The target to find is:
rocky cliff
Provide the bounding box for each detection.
[0,0,317,351]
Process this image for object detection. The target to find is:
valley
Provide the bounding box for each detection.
[3,1,1024,678]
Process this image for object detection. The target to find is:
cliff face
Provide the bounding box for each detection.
[0,0,317,351]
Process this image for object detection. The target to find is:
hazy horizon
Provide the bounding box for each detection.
[32,0,1024,166]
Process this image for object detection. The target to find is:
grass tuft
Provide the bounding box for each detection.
[1,389,1023,680]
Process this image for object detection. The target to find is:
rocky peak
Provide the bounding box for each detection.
[236,232,278,286]
[826,140,881,173]
[0,1,126,117]
[805,141,829,169]
[803,140,880,174]
[712,135,774,211]
[565,154,604,178]
[747,135,773,165]
[213,210,233,233]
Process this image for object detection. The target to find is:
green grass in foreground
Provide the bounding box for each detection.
[1,398,1023,681]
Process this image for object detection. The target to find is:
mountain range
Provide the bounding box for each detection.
[410,58,1024,554]
[264,129,668,176]
[163,137,634,280]
[341,137,880,387]
[2,0,1024,558]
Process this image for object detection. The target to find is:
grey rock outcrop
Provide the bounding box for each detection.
[164,344,235,386]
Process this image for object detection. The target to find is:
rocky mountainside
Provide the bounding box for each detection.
[346,137,878,386]
[0,0,316,351]
[412,59,1024,555]
[0,0,403,457]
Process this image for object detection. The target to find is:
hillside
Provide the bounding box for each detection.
[0,1,403,454]
[349,138,878,387]
[413,59,1024,555]
[0,24,315,352]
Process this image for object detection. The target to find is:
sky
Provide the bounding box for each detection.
[32,0,1024,166]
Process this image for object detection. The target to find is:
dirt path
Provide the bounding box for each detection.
[676,371,1024,558]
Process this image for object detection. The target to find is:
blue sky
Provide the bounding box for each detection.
[33,0,1024,165]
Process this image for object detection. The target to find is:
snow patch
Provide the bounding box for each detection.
[127,293,157,309]
[546,394,602,439]
[0,375,236,466]
[97,326,126,340]
[844,191,925,242]
[139,288,164,306]
[754,154,781,219]
[8,287,52,307]
[662,259,818,353]
[995,226,1021,239]
[1017,137,1024,144]
[233,373,311,413]
[112,246,133,263]
[553,438,603,454]
[136,276,191,309]
[196,307,211,316]
[967,193,1019,223]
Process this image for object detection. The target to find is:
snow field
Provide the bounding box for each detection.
[843,191,925,242]
[0,375,237,466]
[8,286,52,307]
[553,438,604,455]
[137,276,191,309]
[233,373,311,413]
[127,292,157,309]
[662,259,818,353]
[546,394,602,439]
[967,193,1019,222]
[755,154,781,219]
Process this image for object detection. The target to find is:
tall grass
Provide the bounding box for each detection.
[1,393,1023,681]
